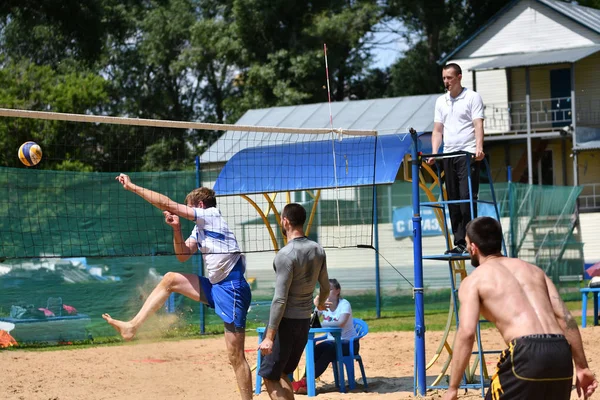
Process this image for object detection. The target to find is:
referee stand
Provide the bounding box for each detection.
[417,150,506,397]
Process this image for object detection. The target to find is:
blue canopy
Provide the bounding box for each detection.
[214,132,432,196]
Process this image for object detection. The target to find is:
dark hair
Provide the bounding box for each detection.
[466,217,503,256]
[329,278,342,299]
[185,187,217,208]
[329,278,341,290]
[443,63,462,76]
[281,203,306,228]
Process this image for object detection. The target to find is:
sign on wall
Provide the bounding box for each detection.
[392,203,498,239]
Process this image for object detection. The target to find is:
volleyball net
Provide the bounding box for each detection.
[0,108,389,342]
[0,108,380,260]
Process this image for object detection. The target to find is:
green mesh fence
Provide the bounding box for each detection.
[489,182,584,281]
[0,169,197,258]
[0,169,202,343]
[0,170,585,344]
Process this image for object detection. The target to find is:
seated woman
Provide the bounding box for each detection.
[292,278,358,394]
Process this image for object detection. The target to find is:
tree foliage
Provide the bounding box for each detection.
[0,0,597,171]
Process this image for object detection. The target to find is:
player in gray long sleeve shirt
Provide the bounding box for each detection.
[258,203,329,400]
[267,237,330,331]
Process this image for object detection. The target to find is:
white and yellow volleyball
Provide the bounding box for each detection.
[18,141,43,167]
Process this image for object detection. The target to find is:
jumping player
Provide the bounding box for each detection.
[102,174,253,400]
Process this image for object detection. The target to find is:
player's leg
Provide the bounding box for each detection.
[442,157,462,249]
[214,274,253,399]
[224,327,253,400]
[261,318,296,400]
[102,272,203,340]
[264,373,294,400]
[456,157,480,216]
[272,318,310,398]
[314,340,336,378]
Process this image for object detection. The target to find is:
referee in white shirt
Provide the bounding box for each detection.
[427,63,485,255]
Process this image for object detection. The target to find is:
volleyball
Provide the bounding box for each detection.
[18,141,43,167]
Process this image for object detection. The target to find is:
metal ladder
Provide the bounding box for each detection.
[419,151,506,397]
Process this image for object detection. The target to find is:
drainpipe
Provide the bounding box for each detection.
[571,63,579,187]
[526,67,533,185]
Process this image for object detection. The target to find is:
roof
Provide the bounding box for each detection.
[200,94,438,164]
[539,0,600,34]
[213,133,432,196]
[470,45,600,71]
[440,0,600,64]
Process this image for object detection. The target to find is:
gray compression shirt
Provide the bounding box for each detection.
[267,237,330,331]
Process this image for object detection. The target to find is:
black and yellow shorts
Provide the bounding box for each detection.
[486,334,573,400]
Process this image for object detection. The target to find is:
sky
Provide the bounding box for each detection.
[370,19,410,69]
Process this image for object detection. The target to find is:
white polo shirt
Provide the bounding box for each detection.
[188,207,242,284]
[434,87,484,153]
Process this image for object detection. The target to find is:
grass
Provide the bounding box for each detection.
[1,291,592,352]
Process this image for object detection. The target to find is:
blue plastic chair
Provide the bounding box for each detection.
[332,318,368,390]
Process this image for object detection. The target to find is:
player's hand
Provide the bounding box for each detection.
[425,157,436,166]
[441,387,458,400]
[258,338,274,356]
[163,211,180,228]
[115,173,133,190]
[316,300,332,311]
[474,149,485,161]
[576,367,598,399]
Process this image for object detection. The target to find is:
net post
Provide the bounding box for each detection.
[410,128,427,396]
[195,155,206,335]
[373,184,381,319]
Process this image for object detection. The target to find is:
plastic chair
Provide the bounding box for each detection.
[46,297,63,317]
[332,318,368,390]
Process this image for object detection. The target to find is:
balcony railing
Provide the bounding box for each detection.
[484,96,599,135]
[579,183,600,212]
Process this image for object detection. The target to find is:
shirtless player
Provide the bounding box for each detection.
[443,216,597,400]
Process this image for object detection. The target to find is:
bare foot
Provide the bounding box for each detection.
[102,313,137,340]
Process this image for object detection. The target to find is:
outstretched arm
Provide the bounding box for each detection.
[443,278,480,400]
[116,174,195,221]
[546,276,597,399]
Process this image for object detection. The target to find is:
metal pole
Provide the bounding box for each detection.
[410,128,426,396]
[571,63,579,187]
[526,67,533,185]
[508,166,517,258]
[195,155,206,334]
[373,184,381,319]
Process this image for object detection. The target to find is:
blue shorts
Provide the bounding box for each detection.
[199,258,252,330]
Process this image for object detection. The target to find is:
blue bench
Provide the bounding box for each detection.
[580,288,600,328]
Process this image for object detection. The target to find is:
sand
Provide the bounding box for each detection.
[2,327,600,400]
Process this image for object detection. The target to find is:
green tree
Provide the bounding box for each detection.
[0,0,136,66]
[566,0,600,9]
[0,59,109,170]
[233,0,381,108]
[384,0,508,96]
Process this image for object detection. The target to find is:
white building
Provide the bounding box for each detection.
[442,0,600,264]
[443,0,600,189]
